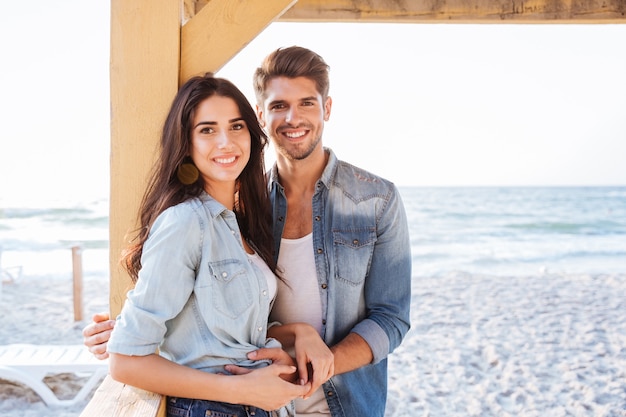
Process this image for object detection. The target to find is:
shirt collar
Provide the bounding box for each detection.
[268,147,338,191]
[198,191,231,218]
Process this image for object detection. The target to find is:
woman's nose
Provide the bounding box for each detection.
[216,131,232,148]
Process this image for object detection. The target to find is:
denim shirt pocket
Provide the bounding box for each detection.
[206,259,253,319]
[332,228,377,285]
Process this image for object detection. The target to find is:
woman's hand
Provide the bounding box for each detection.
[225,348,299,383]
[233,363,311,410]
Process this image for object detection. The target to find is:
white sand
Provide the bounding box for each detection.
[386,273,626,417]
[1,272,625,416]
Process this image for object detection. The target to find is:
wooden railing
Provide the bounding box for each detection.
[79,375,164,417]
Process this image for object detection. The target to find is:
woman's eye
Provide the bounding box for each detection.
[199,127,214,134]
[232,122,245,131]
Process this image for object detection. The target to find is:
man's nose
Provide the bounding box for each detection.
[285,106,300,124]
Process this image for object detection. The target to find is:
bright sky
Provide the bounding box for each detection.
[1,1,625,207]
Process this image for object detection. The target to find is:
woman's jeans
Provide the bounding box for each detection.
[166,396,270,417]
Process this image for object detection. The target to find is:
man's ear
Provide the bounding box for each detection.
[256,105,265,127]
[324,96,332,121]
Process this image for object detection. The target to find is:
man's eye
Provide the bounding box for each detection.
[271,104,285,110]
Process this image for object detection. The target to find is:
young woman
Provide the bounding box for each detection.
[107,74,332,417]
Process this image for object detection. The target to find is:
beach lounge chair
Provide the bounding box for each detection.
[0,343,109,406]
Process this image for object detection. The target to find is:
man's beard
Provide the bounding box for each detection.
[275,133,322,161]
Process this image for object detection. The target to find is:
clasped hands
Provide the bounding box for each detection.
[226,326,334,399]
[83,315,334,400]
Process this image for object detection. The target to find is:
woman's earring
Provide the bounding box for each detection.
[177,162,199,185]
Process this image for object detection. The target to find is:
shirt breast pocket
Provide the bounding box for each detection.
[206,259,253,319]
[333,228,377,285]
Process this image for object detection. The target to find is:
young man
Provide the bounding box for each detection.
[84,46,411,417]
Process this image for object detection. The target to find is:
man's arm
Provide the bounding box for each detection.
[350,184,412,364]
[329,332,373,375]
[82,312,115,360]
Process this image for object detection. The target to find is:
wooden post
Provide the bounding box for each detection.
[71,245,83,321]
[109,0,181,319]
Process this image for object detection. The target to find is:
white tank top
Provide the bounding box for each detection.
[247,251,277,302]
[270,233,330,416]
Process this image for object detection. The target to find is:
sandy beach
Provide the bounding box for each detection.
[386,273,626,417]
[0,272,109,417]
[1,272,625,416]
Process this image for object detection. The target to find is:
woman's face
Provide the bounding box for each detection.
[190,95,251,192]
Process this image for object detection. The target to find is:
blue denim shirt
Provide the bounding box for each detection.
[108,192,280,373]
[269,148,412,417]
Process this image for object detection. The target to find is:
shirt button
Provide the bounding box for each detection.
[315,216,321,221]
[317,248,323,254]
[222,272,228,278]
[321,284,328,289]
[353,239,359,245]
[258,326,263,332]
[278,216,284,222]
[262,290,267,296]
[326,391,334,397]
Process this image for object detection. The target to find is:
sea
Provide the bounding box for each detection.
[1,186,625,280]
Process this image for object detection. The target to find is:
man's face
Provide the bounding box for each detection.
[257,76,331,162]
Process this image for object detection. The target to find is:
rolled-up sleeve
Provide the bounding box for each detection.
[108,205,202,356]
[354,186,412,364]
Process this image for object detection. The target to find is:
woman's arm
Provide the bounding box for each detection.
[109,352,310,411]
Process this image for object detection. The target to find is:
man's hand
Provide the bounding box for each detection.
[265,323,335,398]
[291,326,334,396]
[82,312,115,360]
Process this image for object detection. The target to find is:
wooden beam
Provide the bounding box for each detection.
[281,0,626,23]
[180,0,297,83]
[109,0,181,319]
[183,0,208,23]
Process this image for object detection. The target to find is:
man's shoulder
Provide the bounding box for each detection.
[333,159,395,193]
[329,160,402,206]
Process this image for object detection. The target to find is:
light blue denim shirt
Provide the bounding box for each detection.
[269,148,412,417]
[107,192,280,374]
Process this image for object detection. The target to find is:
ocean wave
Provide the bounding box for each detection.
[505,220,626,235]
